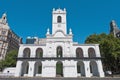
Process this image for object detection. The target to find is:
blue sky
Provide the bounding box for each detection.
[0,0,120,43]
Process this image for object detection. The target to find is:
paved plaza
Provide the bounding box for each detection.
[0,77,120,80]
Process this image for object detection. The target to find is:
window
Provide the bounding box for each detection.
[76,48,83,58]
[88,48,96,58]
[23,48,31,58]
[57,46,62,57]
[57,16,62,23]
[0,36,5,41]
[3,17,5,19]
[0,53,1,57]
[36,48,43,58]
[0,43,2,47]
[2,31,6,35]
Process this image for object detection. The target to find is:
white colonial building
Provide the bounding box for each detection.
[15,8,105,77]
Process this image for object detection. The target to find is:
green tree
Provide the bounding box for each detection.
[0,50,18,71]
[0,60,4,71]
[85,33,120,74]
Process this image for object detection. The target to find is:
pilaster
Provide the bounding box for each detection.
[84,61,91,77]
[97,60,105,77]
[28,61,36,77]
[15,61,22,77]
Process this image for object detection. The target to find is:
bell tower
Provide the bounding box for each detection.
[52,8,67,35]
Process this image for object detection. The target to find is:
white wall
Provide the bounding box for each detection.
[3,67,16,74]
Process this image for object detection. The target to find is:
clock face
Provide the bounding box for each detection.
[58,24,61,27]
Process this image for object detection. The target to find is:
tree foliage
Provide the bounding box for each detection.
[0,50,18,71]
[85,33,120,74]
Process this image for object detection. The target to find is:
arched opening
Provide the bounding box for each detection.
[77,61,85,77]
[36,48,43,58]
[90,61,99,76]
[23,48,30,58]
[57,16,62,23]
[76,48,83,58]
[88,48,96,58]
[34,61,42,76]
[56,61,63,77]
[57,46,62,58]
[21,61,29,76]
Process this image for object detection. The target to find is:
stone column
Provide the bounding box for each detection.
[31,48,36,57]
[97,60,105,77]
[15,61,22,77]
[84,61,91,77]
[28,61,36,77]
[84,48,88,57]
[95,45,101,57]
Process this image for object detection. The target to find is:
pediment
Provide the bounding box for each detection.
[53,30,66,37]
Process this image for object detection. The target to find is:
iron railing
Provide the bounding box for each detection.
[17,57,104,61]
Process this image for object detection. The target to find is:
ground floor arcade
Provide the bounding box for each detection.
[15,60,104,77]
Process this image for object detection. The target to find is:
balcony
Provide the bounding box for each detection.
[17,57,103,61]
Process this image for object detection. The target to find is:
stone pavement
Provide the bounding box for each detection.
[0,77,120,80]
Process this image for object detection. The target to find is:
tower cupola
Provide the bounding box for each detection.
[52,8,67,35]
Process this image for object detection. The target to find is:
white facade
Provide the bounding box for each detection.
[15,8,105,77]
[0,67,15,77]
[3,67,16,74]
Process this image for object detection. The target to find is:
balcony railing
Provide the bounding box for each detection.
[17,57,103,61]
